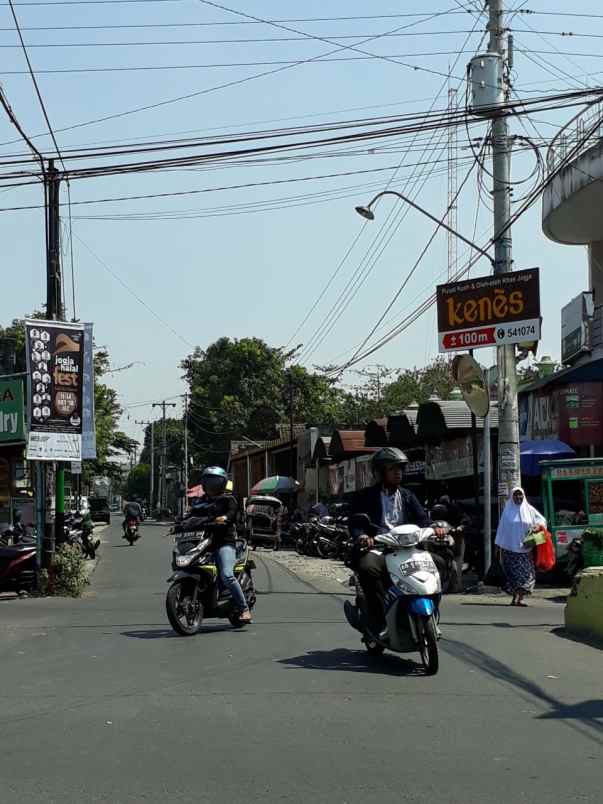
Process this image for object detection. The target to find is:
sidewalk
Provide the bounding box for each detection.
[261,547,570,604]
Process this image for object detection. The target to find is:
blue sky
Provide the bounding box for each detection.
[0,0,600,445]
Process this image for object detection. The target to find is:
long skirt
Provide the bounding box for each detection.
[501,548,536,596]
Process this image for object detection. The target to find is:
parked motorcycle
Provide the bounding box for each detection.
[424,521,463,594]
[70,512,101,559]
[123,517,140,546]
[0,531,37,593]
[166,517,257,635]
[344,516,442,675]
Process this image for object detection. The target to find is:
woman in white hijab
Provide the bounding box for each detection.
[495,487,546,606]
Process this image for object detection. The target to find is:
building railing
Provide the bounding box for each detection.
[547,100,603,174]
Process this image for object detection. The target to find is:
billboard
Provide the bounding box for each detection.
[25,320,84,461]
[437,268,540,353]
[561,292,594,364]
[0,379,25,443]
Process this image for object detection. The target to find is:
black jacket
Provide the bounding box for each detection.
[350,483,430,533]
[177,494,239,547]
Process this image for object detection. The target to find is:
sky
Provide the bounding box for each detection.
[0,0,601,448]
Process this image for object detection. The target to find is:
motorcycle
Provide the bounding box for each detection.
[0,531,37,593]
[424,521,463,594]
[166,517,257,635]
[344,516,442,675]
[68,512,101,559]
[123,517,140,545]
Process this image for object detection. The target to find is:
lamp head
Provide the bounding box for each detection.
[355,205,375,221]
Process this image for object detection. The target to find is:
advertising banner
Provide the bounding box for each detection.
[25,320,84,461]
[437,268,540,353]
[0,379,25,443]
[82,322,97,460]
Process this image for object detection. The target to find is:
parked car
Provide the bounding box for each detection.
[88,497,111,524]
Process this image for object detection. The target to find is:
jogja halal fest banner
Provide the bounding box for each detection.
[25,320,85,461]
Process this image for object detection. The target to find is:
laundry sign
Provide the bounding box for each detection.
[0,379,25,443]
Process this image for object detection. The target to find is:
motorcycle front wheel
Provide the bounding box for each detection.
[418,616,439,676]
[166,580,204,636]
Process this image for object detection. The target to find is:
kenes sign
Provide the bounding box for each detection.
[436,268,540,353]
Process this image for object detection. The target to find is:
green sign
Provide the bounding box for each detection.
[0,379,25,443]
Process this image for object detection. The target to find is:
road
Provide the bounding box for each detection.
[0,521,601,804]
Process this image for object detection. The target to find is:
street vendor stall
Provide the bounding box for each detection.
[540,458,603,563]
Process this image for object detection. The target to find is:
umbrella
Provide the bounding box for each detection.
[250,475,300,495]
[520,439,576,477]
[187,480,233,498]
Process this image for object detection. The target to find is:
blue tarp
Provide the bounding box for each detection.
[520,439,576,476]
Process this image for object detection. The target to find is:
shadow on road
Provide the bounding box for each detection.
[278,648,422,677]
[443,637,603,744]
[122,624,243,639]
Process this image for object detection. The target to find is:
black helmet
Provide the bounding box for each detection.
[200,465,228,495]
[371,447,408,475]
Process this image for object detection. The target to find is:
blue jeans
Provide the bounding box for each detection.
[215,545,248,612]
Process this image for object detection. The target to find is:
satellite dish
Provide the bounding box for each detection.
[451,354,490,418]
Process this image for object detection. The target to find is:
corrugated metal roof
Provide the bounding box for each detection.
[329,430,378,458]
[417,399,499,443]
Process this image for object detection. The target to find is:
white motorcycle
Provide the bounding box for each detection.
[345,521,442,675]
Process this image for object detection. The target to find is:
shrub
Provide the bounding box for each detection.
[43,544,89,597]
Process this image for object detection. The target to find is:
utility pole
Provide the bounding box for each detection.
[44,158,65,565]
[488,0,521,504]
[152,401,176,513]
[136,419,155,515]
[183,393,189,517]
[287,370,295,479]
[447,83,459,281]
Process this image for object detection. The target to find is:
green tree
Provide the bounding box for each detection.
[125,464,150,501]
[381,357,456,412]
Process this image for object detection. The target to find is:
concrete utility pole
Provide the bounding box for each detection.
[136,419,155,514]
[45,159,65,566]
[152,401,176,512]
[183,393,189,517]
[488,0,521,503]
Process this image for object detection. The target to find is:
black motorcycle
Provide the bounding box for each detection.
[166,518,256,636]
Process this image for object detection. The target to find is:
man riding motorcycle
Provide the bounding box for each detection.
[349,447,430,637]
[176,466,252,626]
[122,500,142,537]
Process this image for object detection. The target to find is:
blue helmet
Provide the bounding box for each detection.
[201,465,228,495]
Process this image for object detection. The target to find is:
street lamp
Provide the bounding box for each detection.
[355,190,494,268]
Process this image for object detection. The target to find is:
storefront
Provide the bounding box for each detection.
[0,378,33,527]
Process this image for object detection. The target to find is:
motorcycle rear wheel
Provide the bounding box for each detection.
[418,616,439,676]
[316,539,337,560]
[166,581,204,635]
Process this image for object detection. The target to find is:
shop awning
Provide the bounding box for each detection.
[520,439,576,476]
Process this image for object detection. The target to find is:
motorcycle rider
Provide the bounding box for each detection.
[122,499,142,537]
[349,447,430,637]
[180,466,252,625]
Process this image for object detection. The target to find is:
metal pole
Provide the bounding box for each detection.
[288,371,295,478]
[183,393,189,513]
[246,454,251,499]
[483,411,492,576]
[489,0,521,507]
[150,421,155,515]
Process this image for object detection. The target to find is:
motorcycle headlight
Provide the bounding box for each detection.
[175,554,194,567]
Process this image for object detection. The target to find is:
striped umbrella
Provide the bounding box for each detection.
[250,475,300,495]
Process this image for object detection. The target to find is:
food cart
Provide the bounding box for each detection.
[540,458,603,562]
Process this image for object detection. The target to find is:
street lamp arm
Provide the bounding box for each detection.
[356,190,494,268]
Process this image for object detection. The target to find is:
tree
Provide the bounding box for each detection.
[381,358,456,412]
[125,464,150,501]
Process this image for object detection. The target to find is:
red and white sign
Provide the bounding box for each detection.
[439,318,541,354]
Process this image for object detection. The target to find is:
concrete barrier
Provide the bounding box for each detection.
[565,566,603,644]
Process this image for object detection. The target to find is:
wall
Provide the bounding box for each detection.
[520,382,603,450]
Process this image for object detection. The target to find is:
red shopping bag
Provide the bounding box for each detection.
[535,530,556,572]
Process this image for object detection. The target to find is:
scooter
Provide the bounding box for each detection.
[123,517,140,545]
[344,517,442,675]
[166,517,256,635]
[0,532,37,593]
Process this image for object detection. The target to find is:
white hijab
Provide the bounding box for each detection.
[495,487,546,553]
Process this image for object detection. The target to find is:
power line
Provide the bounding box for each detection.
[72,232,195,349]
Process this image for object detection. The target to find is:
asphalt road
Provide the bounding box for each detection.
[0,521,601,804]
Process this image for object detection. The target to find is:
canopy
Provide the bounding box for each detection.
[187,480,233,498]
[520,439,576,477]
[250,476,300,495]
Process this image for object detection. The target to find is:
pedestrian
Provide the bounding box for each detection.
[495,487,546,607]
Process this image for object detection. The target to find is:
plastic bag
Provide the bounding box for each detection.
[534,531,556,572]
